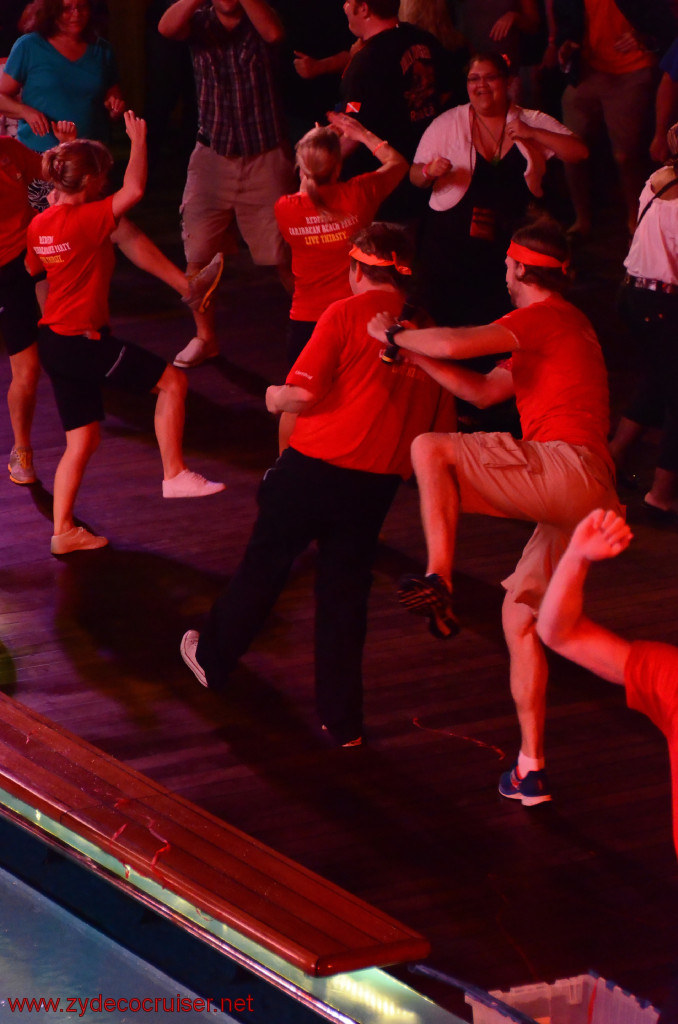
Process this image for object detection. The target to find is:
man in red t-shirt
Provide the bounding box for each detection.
[537,508,678,861]
[179,222,455,746]
[367,217,620,803]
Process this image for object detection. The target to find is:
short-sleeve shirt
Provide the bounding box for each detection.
[497,294,612,470]
[25,196,117,334]
[340,22,447,172]
[0,136,42,265]
[4,32,119,152]
[625,640,678,859]
[187,6,286,157]
[286,289,456,477]
[625,179,678,285]
[583,0,655,74]
[274,171,402,322]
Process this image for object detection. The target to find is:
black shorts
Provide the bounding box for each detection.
[38,325,166,432]
[0,253,39,357]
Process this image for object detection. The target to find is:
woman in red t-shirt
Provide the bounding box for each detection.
[26,111,224,555]
[275,112,408,365]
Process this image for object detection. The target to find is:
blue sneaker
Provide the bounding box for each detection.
[498,763,552,806]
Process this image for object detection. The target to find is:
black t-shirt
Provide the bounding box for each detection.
[339,22,455,219]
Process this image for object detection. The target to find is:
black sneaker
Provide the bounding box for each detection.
[397,572,459,639]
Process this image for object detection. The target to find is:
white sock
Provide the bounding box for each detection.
[517,751,545,777]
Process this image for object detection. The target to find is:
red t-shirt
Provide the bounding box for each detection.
[0,136,43,266]
[625,640,678,859]
[583,0,654,74]
[25,196,117,335]
[286,288,456,477]
[274,171,400,322]
[498,294,613,472]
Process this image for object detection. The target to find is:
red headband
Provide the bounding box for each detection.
[507,241,568,273]
[349,245,412,275]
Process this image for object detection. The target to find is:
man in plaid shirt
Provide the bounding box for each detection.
[159,0,295,367]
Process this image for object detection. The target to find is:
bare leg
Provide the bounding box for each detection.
[112,217,188,297]
[410,432,461,590]
[8,344,39,448]
[152,366,188,480]
[52,422,101,535]
[187,262,217,344]
[563,161,593,236]
[502,592,548,760]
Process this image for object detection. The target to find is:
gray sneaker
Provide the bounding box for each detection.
[8,446,36,485]
[183,252,224,313]
[180,630,207,687]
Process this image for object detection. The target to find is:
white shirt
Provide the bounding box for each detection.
[625,179,678,285]
[414,103,574,212]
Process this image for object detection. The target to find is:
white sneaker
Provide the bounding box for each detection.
[51,526,108,555]
[173,336,219,368]
[183,253,224,313]
[180,630,207,687]
[162,468,225,498]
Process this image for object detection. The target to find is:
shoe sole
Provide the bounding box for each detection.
[499,787,552,806]
[9,473,37,485]
[173,350,219,368]
[180,633,208,687]
[397,576,459,639]
[195,259,224,314]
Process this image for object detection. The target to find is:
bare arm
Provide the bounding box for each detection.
[111,111,147,220]
[410,156,453,188]
[239,0,284,42]
[266,384,318,415]
[409,357,514,407]
[103,83,126,120]
[158,0,203,40]
[536,509,633,685]
[368,313,517,361]
[506,118,588,162]
[326,111,408,183]
[0,72,51,136]
[294,50,350,79]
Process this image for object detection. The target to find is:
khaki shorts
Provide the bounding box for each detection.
[447,432,621,612]
[180,142,295,266]
[562,65,656,162]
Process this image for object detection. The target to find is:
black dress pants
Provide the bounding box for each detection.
[196,448,400,743]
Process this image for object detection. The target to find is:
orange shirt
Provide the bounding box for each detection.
[498,294,613,472]
[583,0,654,74]
[25,196,117,335]
[0,136,42,266]
[275,170,401,322]
[625,641,678,860]
[287,289,456,478]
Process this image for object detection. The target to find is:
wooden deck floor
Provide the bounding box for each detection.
[2,186,678,1017]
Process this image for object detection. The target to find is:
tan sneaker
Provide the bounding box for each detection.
[183,253,224,313]
[50,526,108,555]
[173,336,219,368]
[8,446,36,485]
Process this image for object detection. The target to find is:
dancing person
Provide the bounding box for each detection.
[411,51,587,327]
[536,509,678,857]
[25,112,225,555]
[158,0,296,369]
[275,113,408,366]
[0,122,222,486]
[179,223,456,747]
[367,217,620,802]
[609,122,678,517]
[0,0,125,207]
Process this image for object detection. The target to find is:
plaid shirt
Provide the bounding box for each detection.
[189,5,286,157]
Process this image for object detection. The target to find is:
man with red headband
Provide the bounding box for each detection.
[179,222,455,746]
[368,216,620,803]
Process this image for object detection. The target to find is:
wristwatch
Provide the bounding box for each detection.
[381,322,406,364]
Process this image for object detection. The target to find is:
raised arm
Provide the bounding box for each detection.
[158,0,203,40]
[536,509,633,684]
[367,313,517,361]
[111,111,147,220]
[326,111,408,183]
[240,0,284,43]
